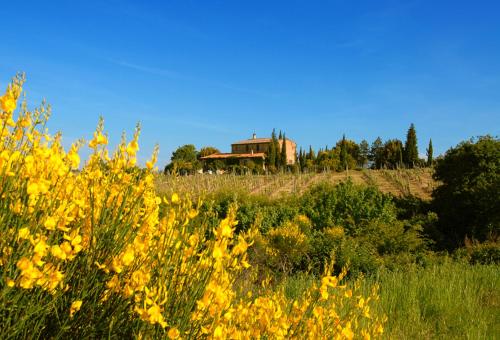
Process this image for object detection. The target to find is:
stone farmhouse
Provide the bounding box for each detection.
[200,133,297,170]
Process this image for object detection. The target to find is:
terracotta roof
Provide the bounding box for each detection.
[231,138,272,145]
[200,152,266,160]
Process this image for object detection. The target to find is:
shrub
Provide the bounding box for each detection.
[455,240,500,265]
[432,135,500,247]
[204,191,300,234]
[0,75,386,338]
[300,180,397,234]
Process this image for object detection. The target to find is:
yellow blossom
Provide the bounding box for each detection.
[212,244,224,259]
[44,216,57,230]
[167,327,180,339]
[18,227,31,240]
[171,193,180,204]
[126,140,139,155]
[69,300,82,318]
[121,247,135,266]
[51,245,67,260]
[0,91,17,113]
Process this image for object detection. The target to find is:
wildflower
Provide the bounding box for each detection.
[121,246,135,266]
[44,216,57,230]
[232,236,248,255]
[171,193,180,204]
[51,245,67,260]
[147,304,167,328]
[219,218,233,238]
[167,327,180,339]
[17,227,31,240]
[44,263,64,291]
[212,244,224,259]
[126,140,139,155]
[341,323,354,339]
[213,326,224,339]
[67,149,80,169]
[89,132,108,148]
[188,209,198,219]
[33,239,49,257]
[69,300,82,318]
[0,89,17,113]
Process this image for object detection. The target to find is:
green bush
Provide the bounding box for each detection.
[300,180,396,235]
[432,135,500,247]
[454,241,500,265]
[334,238,381,277]
[204,190,300,234]
[469,243,500,264]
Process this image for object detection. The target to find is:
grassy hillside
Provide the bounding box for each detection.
[156,168,436,200]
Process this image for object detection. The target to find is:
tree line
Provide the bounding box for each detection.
[165,123,433,174]
[297,123,433,172]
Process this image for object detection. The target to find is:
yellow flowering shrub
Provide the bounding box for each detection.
[0,74,386,338]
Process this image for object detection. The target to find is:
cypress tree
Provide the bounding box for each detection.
[273,132,280,168]
[281,133,288,169]
[398,145,403,169]
[301,148,306,171]
[404,123,419,168]
[298,147,303,171]
[340,134,348,170]
[426,138,433,167]
[268,129,277,169]
[307,146,315,160]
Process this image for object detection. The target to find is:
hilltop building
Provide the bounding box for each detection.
[200,133,297,170]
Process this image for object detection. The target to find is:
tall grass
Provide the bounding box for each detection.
[360,261,500,339]
[278,261,499,339]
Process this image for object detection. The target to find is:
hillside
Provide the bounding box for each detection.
[155,168,436,200]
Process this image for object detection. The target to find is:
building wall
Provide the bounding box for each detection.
[231,142,270,154]
[280,139,297,165]
[231,139,296,165]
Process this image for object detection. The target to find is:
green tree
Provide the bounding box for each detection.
[426,139,433,166]
[358,139,370,168]
[267,129,277,171]
[383,139,404,169]
[165,144,199,174]
[336,135,358,171]
[404,123,419,168]
[273,132,280,168]
[370,137,384,169]
[432,136,500,247]
[280,133,288,170]
[298,147,305,172]
[339,134,348,171]
[198,146,220,158]
[307,145,316,161]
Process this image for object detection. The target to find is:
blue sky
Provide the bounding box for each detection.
[1,0,499,166]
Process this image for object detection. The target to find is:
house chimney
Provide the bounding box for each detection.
[252,133,256,139]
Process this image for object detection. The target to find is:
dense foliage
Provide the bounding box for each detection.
[432,136,500,248]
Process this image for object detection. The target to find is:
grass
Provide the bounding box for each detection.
[276,261,499,339]
[360,261,500,339]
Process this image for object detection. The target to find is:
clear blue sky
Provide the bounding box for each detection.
[1,0,499,166]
